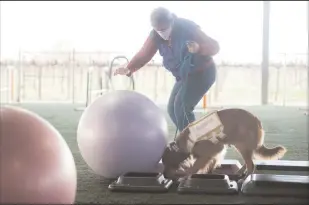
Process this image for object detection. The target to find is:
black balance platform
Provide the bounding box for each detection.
[108,172,173,193]
[211,159,243,181]
[159,159,243,181]
[241,174,309,197]
[255,160,309,172]
[178,174,238,194]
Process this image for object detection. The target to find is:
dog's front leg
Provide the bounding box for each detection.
[182,156,211,176]
[237,164,247,176]
[207,158,221,174]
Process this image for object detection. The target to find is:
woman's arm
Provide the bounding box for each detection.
[180,18,219,57]
[126,34,158,74]
[192,29,220,56]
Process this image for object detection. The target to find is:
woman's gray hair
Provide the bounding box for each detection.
[150,7,174,27]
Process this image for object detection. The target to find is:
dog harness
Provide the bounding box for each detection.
[172,111,226,154]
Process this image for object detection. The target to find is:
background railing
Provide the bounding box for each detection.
[0,51,307,107]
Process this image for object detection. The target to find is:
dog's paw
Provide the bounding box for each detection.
[236,168,247,176]
[175,169,187,176]
[238,178,245,184]
[239,171,248,178]
[177,177,188,183]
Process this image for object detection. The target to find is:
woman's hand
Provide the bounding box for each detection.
[192,29,220,56]
[186,41,200,54]
[113,67,130,76]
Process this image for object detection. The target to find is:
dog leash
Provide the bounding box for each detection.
[173,42,198,141]
[173,42,216,142]
[173,43,218,149]
[173,108,191,140]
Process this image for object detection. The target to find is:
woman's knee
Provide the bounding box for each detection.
[167,82,182,123]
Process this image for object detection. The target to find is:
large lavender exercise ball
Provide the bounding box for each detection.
[77,90,169,178]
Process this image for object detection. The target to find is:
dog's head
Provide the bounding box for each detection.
[161,141,190,179]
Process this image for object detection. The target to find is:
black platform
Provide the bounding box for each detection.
[107,159,309,197]
[255,160,309,172]
[211,159,243,181]
[108,172,173,193]
[241,174,309,197]
[212,159,242,174]
[177,174,238,194]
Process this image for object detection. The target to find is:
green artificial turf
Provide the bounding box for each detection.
[12,104,309,204]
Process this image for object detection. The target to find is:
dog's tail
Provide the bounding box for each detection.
[253,116,287,160]
[254,144,287,160]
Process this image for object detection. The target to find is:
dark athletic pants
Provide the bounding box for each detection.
[167,65,216,132]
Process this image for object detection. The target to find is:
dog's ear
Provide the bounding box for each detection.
[162,142,179,165]
[162,142,190,169]
[176,127,191,141]
[161,146,171,165]
[169,141,179,152]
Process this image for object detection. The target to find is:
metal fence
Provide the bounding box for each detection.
[0,51,307,107]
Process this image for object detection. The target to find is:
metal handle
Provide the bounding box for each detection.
[109,55,129,76]
[108,55,135,90]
